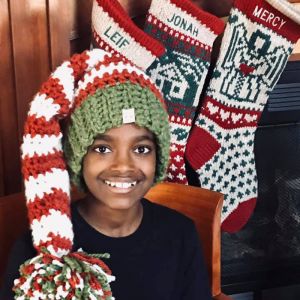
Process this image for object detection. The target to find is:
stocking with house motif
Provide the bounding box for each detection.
[186,0,300,232]
[91,0,225,184]
[143,0,224,183]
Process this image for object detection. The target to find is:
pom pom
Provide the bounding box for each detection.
[13,248,115,300]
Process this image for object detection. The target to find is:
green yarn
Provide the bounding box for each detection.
[64,81,170,191]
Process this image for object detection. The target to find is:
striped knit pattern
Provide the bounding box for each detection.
[186,0,300,232]
[144,0,224,184]
[18,48,170,300]
[22,49,112,257]
[91,0,225,184]
[23,49,167,255]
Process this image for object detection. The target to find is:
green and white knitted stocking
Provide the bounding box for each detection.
[144,0,224,184]
[91,0,225,184]
[186,0,300,232]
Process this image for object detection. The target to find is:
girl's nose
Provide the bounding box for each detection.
[110,151,135,174]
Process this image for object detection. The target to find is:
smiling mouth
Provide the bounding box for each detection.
[104,180,137,189]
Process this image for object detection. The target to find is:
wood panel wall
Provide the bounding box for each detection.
[0,0,70,196]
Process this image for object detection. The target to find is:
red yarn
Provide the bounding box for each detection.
[69,252,112,275]
[37,233,72,253]
[27,189,70,224]
[22,264,35,275]
[24,115,61,138]
[22,150,66,181]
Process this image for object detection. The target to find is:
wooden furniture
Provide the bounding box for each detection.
[0,182,232,299]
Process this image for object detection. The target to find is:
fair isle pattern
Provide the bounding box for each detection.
[167,115,193,182]
[92,0,165,70]
[144,0,224,184]
[192,97,260,221]
[207,8,294,111]
[186,0,300,232]
[146,15,212,54]
[145,20,211,107]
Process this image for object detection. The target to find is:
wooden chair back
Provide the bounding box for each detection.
[0,182,232,299]
[144,183,232,300]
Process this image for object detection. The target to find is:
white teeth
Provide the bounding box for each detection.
[104,181,137,188]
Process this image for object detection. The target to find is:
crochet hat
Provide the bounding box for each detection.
[15,49,170,300]
[64,60,170,191]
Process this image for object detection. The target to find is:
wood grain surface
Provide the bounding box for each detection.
[48,0,71,69]
[0,0,22,195]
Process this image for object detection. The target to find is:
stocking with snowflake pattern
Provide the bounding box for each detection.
[186,0,300,232]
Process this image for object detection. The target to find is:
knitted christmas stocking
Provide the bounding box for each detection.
[91,0,225,184]
[143,0,224,183]
[186,0,300,232]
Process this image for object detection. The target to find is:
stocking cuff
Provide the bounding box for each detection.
[234,0,300,43]
[147,0,225,47]
[92,0,165,70]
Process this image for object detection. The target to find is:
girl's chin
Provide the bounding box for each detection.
[93,195,142,211]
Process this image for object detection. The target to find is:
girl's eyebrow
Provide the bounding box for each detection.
[94,134,154,143]
[134,135,155,143]
[94,134,113,141]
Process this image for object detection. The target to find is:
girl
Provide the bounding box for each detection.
[0,49,212,300]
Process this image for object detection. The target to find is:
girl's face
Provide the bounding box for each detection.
[82,123,156,211]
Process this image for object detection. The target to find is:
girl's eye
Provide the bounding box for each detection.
[134,146,150,154]
[94,146,112,154]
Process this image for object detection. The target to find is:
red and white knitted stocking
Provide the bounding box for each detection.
[186,0,300,232]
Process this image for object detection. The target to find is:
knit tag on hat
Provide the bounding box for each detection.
[122,108,135,124]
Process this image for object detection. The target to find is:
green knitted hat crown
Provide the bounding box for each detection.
[64,56,170,191]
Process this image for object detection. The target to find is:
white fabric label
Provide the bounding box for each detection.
[122,108,135,124]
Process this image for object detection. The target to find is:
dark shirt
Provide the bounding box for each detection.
[0,198,212,300]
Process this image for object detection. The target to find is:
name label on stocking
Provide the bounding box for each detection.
[253,5,286,30]
[104,26,130,48]
[167,14,199,37]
